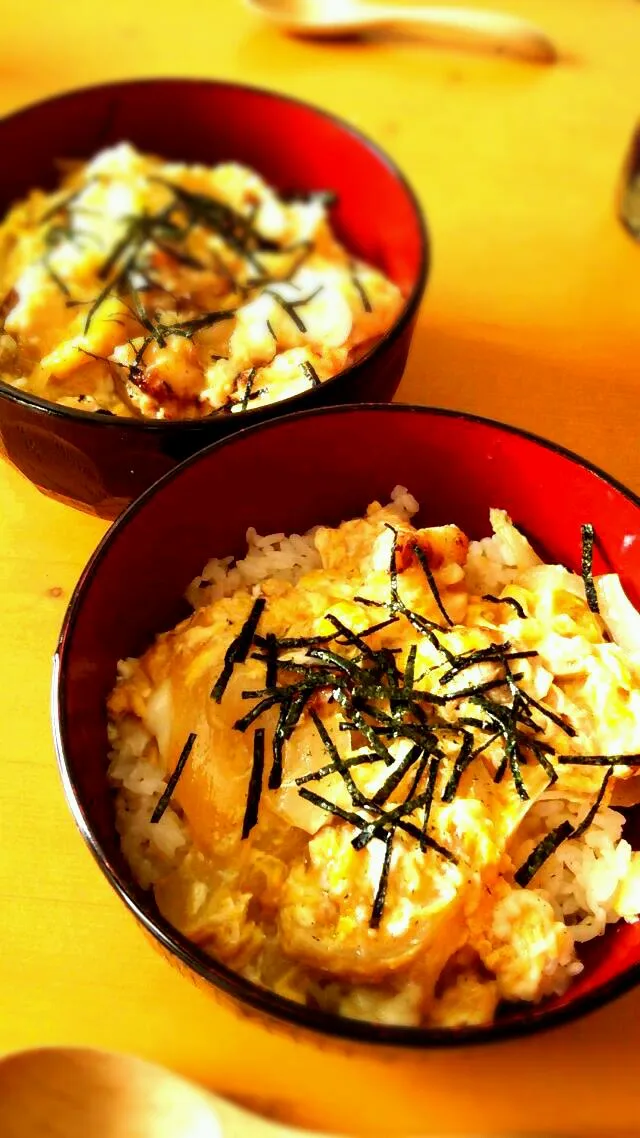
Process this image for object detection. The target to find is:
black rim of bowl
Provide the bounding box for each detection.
[0,77,429,430]
[53,403,640,1047]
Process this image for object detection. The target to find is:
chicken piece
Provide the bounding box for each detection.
[315,508,469,626]
[471,884,576,1003]
[278,821,467,983]
[429,969,499,1028]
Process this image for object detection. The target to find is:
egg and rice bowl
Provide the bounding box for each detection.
[0,143,403,419]
[107,491,640,1028]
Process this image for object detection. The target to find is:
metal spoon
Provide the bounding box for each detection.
[245,0,556,63]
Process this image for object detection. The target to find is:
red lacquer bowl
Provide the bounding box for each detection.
[0,80,427,518]
[53,405,640,1046]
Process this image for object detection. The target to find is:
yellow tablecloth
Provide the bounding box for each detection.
[1,2,640,1133]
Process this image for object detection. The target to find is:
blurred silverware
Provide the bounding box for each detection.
[245,0,556,63]
[0,1046,577,1138]
[0,1048,337,1138]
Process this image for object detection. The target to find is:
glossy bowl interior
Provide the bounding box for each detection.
[0,80,427,517]
[54,404,640,1046]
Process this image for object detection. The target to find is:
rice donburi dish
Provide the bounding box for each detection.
[0,143,402,419]
[108,491,640,1028]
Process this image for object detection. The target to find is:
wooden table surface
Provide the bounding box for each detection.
[1,1,640,1134]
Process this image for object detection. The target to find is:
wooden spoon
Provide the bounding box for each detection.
[0,1046,570,1137]
[0,1047,337,1138]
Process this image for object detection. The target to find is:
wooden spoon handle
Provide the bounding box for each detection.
[368,4,556,63]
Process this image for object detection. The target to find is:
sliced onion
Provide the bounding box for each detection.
[596,574,640,669]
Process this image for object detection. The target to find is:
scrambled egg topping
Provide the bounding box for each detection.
[108,501,640,1027]
[0,144,403,418]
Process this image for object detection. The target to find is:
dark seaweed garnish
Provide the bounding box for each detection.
[264,632,279,690]
[150,732,197,823]
[264,285,323,334]
[514,820,574,886]
[440,731,475,802]
[558,754,640,766]
[210,597,265,702]
[581,523,600,614]
[234,692,281,732]
[412,542,454,627]
[572,769,612,840]
[295,752,384,786]
[438,646,536,686]
[240,367,257,413]
[482,594,527,619]
[372,743,424,806]
[370,828,394,929]
[242,728,265,838]
[302,360,321,388]
[350,262,373,313]
[309,709,367,806]
[297,787,365,828]
[268,689,314,790]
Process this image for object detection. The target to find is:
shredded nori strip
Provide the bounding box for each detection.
[234,692,281,732]
[405,748,431,801]
[372,744,423,806]
[572,769,612,840]
[581,523,600,614]
[370,828,394,928]
[507,732,529,801]
[254,631,336,651]
[242,729,266,838]
[441,732,475,802]
[438,647,536,686]
[440,673,523,703]
[333,692,395,765]
[352,789,430,850]
[240,367,257,413]
[150,733,197,823]
[557,754,640,766]
[514,821,573,887]
[518,690,577,737]
[493,753,508,784]
[268,691,314,791]
[357,615,400,639]
[350,264,373,313]
[264,285,323,333]
[419,756,440,849]
[353,793,456,862]
[211,597,265,703]
[295,753,384,786]
[297,787,365,828]
[482,594,527,620]
[384,524,456,662]
[412,542,454,627]
[324,613,382,663]
[309,709,366,804]
[525,739,558,786]
[403,644,417,694]
[264,632,279,690]
[302,360,321,388]
[353,595,386,608]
